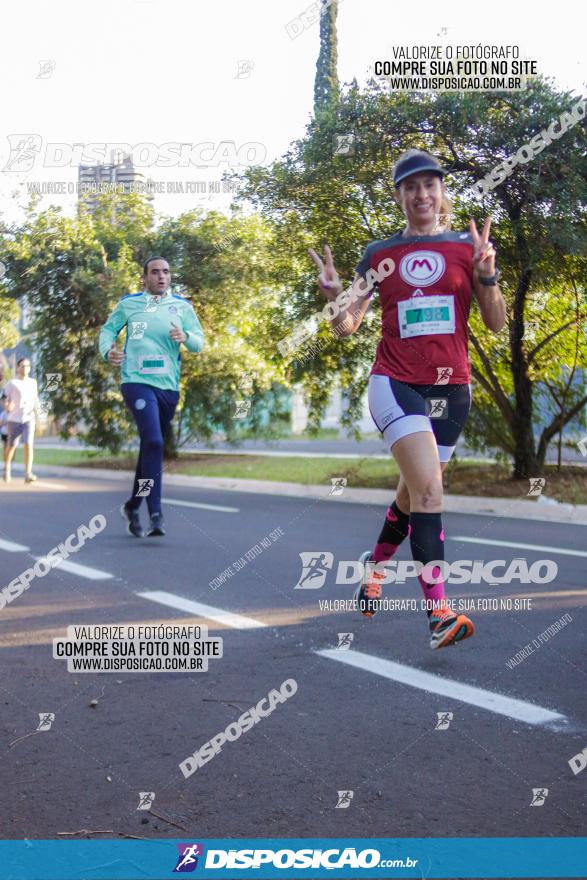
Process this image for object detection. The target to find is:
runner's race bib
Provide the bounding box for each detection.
[398,294,455,338]
[138,353,170,375]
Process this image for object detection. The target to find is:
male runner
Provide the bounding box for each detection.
[99,257,204,537]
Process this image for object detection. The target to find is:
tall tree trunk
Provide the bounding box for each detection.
[512,409,540,477]
[509,234,540,478]
[511,351,540,477]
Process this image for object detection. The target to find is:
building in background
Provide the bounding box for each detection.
[291,385,374,434]
[77,152,153,213]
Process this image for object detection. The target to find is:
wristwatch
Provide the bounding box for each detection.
[479,269,501,287]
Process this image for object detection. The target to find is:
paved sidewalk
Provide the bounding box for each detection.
[14,462,587,525]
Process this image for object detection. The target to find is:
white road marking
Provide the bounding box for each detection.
[0,538,112,579]
[0,538,30,553]
[34,556,113,581]
[316,648,567,726]
[136,591,267,629]
[450,536,587,558]
[166,498,239,513]
[501,589,586,600]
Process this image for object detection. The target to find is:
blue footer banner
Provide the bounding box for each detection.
[0,838,586,879]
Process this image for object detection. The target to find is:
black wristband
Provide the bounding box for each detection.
[479,269,500,287]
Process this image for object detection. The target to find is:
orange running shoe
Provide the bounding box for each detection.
[429,600,474,649]
[354,551,385,618]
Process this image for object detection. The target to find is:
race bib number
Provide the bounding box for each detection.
[138,354,170,375]
[398,294,455,338]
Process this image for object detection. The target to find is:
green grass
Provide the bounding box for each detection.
[21,448,115,467]
[173,454,401,487]
[26,448,587,503]
[30,448,401,488]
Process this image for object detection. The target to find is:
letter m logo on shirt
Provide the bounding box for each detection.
[400,251,446,286]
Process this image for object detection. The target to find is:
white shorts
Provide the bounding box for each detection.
[368,374,471,462]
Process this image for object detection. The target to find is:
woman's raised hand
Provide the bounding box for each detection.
[308,244,344,300]
[470,217,496,277]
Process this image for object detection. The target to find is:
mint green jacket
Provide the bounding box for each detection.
[99,291,204,391]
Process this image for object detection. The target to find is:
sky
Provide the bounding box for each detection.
[0,0,585,225]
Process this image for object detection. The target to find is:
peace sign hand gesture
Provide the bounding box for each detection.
[470,217,496,278]
[308,244,344,301]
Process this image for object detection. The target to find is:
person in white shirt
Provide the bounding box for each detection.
[3,358,39,483]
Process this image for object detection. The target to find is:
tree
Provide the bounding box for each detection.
[1,201,135,448]
[0,195,284,453]
[236,77,587,477]
[0,293,20,355]
[314,0,339,114]
[0,215,33,369]
[150,209,285,452]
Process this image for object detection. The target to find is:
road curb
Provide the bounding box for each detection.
[25,463,587,525]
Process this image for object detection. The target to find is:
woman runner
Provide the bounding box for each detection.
[309,149,506,649]
[99,257,204,537]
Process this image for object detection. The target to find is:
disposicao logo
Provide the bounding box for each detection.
[173,843,204,872]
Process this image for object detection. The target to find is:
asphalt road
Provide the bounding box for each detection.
[0,471,585,847]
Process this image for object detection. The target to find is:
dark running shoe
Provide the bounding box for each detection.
[353,550,385,618]
[120,502,144,538]
[147,512,165,537]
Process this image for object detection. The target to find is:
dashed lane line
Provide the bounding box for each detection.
[136,591,267,629]
[450,536,587,558]
[166,498,239,513]
[315,648,567,727]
